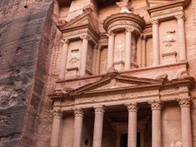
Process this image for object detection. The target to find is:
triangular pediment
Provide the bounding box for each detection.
[72,74,163,95]
[59,8,99,33]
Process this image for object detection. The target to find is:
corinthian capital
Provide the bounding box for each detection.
[151,18,159,25]
[175,13,185,20]
[127,103,137,112]
[80,34,91,40]
[52,109,62,118]
[74,108,84,117]
[149,100,162,110]
[125,27,134,33]
[178,99,191,108]
[60,38,69,44]
[94,106,105,114]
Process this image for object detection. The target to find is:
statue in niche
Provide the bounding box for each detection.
[86,54,92,71]
[116,0,132,13]
[116,42,125,61]
[163,30,176,51]
[69,49,80,67]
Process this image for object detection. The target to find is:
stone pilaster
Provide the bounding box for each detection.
[50,110,62,147]
[125,28,133,70]
[175,13,186,61]
[150,100,162,147]
[141,35,146,67]
[80,35,90,76]
[127,103,137,147]
[178,99,192,147]
[59,39,69,79]
[73,108,84,147]
[151,19,160,66]
[93,106,105,147]
[107,32,115,70]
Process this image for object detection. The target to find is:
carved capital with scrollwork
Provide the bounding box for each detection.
[74,108,84,117]
[125,27,134,33]
[151,18,159,25]
[80,34,91,40]
[52,109,62,118]
[178,98,191,108]
[60,38,69,44]
[127,103,137,112]
[149,100,162,110]
[94,106,105,114]
[174,13,185,20]
[107,31,115,37]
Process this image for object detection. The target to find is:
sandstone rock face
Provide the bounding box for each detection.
[0,0,56,146]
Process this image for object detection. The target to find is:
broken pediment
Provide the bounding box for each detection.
[71,74,164,95]
[146,0,190,7]
[57,7,99,34]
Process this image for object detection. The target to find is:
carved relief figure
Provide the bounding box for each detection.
[131,41,137,62]
[69,49,80,67]
[116,42,125,61]
[163,30,176,51]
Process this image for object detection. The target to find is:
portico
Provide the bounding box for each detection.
[49,70,194,147]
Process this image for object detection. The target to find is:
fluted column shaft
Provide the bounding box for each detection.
[107,32,115,70]
[179,99,192,147]
[93,106,105,147]
[80,35,89,76]
[127,103,137,147]
[73,108,84,147]
[50,110,62,147]
[175,14,186,61]
[59,39,69,79]
[152,19,160,66]
[125,28,132,70]
[150,101,162,147]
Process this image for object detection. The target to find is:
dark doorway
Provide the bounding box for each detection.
[120,133,141,147]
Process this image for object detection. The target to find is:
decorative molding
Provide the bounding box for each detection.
[174,13,185,20]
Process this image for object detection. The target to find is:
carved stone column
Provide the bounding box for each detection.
[95,45,101,75]
[175,14,186,61]
[151,19,160,66]
[178,99,192,147]
[80,35,90,76]
[50,110,62,147]
[73,108,84,147]
[137,36,142,67]
[93,106,105,147]
[107,32,115,70]
[150,101,162,147]
[59,39,69,79]
[127,103,137,147]
[125,28,133,70]
[141,35,146,67]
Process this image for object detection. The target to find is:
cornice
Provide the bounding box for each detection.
[147,0,190,15]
